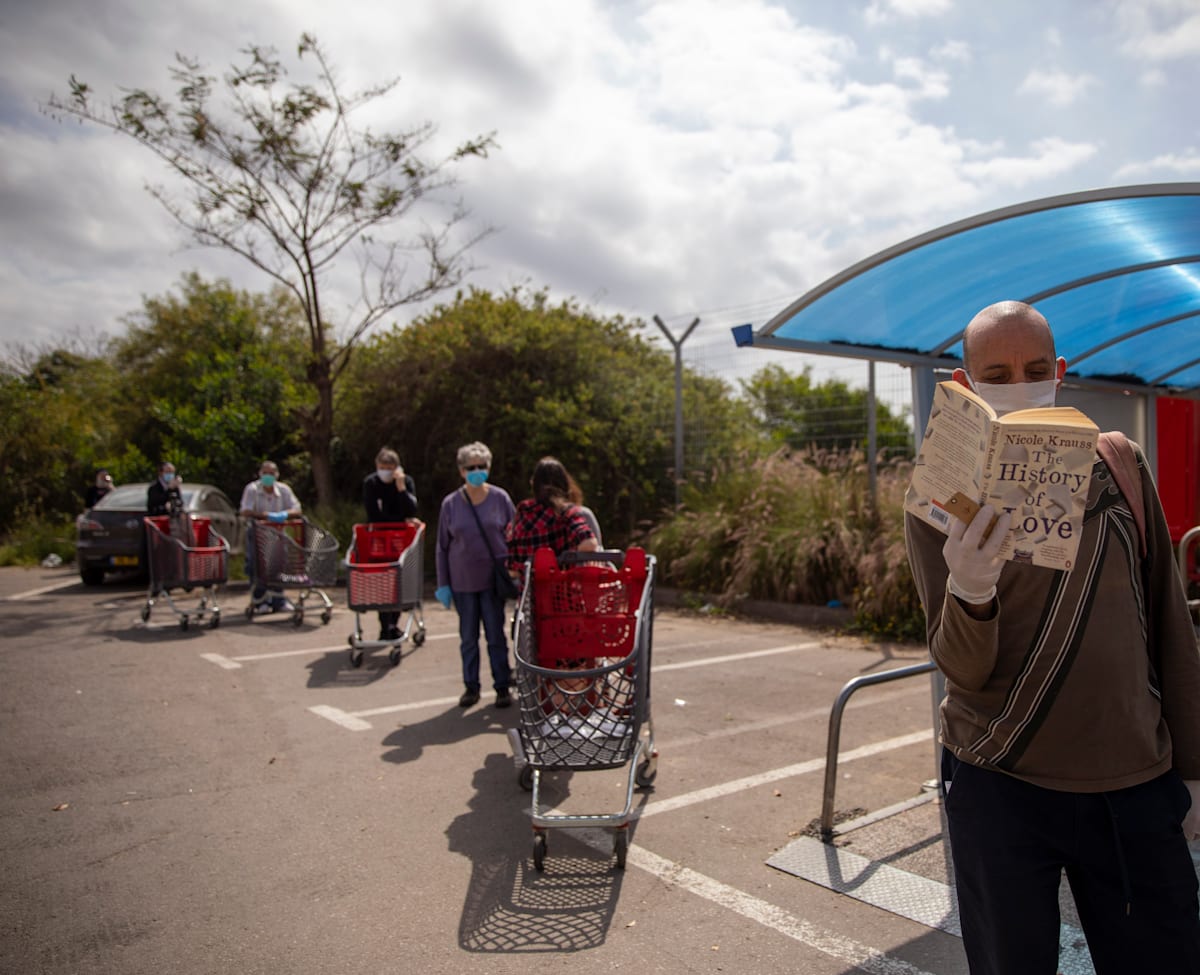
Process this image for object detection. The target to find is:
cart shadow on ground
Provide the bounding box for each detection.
[447,752,650,953]
[304,646,398,688]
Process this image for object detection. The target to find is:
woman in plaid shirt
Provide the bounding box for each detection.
[505,457,599,577]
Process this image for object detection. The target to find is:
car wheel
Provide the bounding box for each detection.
[80,566,105,586]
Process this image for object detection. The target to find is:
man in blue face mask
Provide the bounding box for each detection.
[146,461,183,516]
[905,301,1200,974]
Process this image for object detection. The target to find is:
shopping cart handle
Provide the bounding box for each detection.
[558,549,627,567]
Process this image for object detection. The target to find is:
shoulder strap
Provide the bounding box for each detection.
[1097,431,1146,559]
[462,488,503,566]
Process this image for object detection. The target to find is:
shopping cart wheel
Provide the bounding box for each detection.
[635,759,658,788]
[320,609,332,625]
[209,611,221,630]
[179,616,190,632]
[140,604,151,623]
[412,628,426,647]
[533,832,547,872]
[244,605,254,621]
[291,609,304,627]
[349,649,364,669]
[388,647,402,667]
[614,830,628,869]
[518,764,534,792]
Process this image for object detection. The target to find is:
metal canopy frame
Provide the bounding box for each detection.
[737,183,1200,399]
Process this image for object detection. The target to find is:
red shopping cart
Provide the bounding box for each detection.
[142,515,229,630]
[345,521,426,668]
[509,546,657,870]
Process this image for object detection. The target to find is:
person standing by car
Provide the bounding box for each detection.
[363,447,419,640]
[84,469,114,509]
[435,442,516,710]
[146,462,182,516]
[239,461,302,614]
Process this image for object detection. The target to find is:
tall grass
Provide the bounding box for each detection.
[645,448,925,641]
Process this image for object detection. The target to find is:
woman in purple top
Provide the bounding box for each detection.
[435,441,516,710]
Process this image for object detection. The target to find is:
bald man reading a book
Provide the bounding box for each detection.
[905,300,1200,975]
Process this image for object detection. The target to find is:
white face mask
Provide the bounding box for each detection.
[965,375,1058,417]
[376,468,395,484]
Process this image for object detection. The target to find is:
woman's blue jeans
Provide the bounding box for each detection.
[454,587,511,692]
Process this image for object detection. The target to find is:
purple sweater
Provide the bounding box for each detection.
[436,485,515,593]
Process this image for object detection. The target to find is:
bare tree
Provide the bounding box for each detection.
[45,33,496,505]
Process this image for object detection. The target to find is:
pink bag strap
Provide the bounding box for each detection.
[1097,431,1146,559]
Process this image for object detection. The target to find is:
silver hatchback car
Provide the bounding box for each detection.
[76,482,244,585]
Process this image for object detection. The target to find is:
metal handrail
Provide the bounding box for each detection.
[820,660,937,841]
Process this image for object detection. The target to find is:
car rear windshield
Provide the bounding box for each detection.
[93,483,198,510]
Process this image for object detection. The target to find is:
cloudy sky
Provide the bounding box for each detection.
[2,0,1197,395]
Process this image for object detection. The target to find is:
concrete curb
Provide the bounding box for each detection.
[654,586,856,629]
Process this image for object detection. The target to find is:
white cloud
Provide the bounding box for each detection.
[890,57,951,99]
[1113,0,1200,61]
[960,137,1100,188]
[1115,149,1200,178]
[1017,68,1099,107]
[0,0,1189,358]
[931,39,971,63]
[864,0,954,25]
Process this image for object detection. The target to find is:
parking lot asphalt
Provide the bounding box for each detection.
[2,564,970,974]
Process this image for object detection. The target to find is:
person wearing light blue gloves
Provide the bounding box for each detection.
[239,460,302,614]
[435,442,516,710]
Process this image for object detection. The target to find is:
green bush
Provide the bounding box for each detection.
[0,512,79,567]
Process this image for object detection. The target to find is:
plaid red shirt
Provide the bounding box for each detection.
[505,499,594,572]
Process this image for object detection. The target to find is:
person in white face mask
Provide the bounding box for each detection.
[362,447,419,639]
[905,300,1200,974]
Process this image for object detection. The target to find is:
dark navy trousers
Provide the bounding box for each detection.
[944,755,1200,974]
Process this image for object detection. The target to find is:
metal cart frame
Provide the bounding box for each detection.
[243,518,337,626]
[508,547,657,870]
[345,521,427,667]
[142,515,229,630]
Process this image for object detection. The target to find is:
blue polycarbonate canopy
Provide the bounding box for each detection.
[737,184,1200,397]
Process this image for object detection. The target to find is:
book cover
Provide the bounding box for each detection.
[904,380,1099,570]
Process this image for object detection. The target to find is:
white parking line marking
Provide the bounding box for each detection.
[353,696,461,717]
[200,653,241,670]
[307,705,373,731]
[234,645,347,662]
[579,833,937,975]
[654,641,821,672]
[6,579,82,600]
[199,633,459,669]
[308,641,833,730]
[667,683,926,750]
[637,729,929,819]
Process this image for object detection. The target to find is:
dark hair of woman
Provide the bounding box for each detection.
[531,456,583,512]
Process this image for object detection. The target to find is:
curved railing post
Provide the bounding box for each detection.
[820,661,937,841]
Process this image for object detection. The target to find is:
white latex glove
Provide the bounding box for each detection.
[943,504,1011,605]
[1184,780,1200,842]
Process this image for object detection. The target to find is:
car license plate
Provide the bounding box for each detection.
[111,556,139,567]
